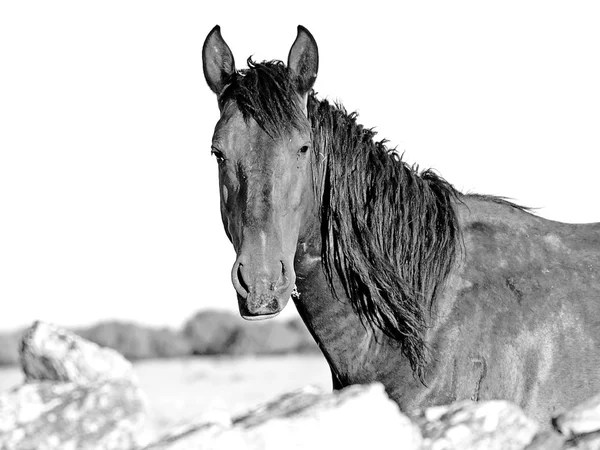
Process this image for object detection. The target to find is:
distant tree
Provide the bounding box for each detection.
[76,321,190,360]
[226,321,296,355]
[0,313,319,368]
[150,327,191,358]
[225,319,319,355]
[0,331,22,366]
[182,310,241,355]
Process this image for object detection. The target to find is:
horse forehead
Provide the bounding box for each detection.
[216,108,267,144]
[214,107,251,140]
[220,119,295,161]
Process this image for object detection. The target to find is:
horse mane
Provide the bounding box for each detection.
[307,96,460,380]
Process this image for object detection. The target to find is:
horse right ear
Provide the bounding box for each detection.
[202,25,236,96]
[287,26,319,98]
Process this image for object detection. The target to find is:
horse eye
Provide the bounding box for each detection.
[299,145,310,154]
[211,147,225,163]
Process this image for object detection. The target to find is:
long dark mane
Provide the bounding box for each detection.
[308,96,460,380]
[225,60,462,380]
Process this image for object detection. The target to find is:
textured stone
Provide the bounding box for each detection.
[524,430,565,450]
[562,432,600,450]
[0,378,145,450]
[142,383,422,450]
[416,400,539,450]
[554,393,600,438]
[10,320,600,450]
[20,321,134,384]
[138,420,233,450]
[0,321,146,450]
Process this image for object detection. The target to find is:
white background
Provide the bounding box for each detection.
[1,1,599,331]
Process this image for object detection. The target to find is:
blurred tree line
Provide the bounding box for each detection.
[0,310,319,366]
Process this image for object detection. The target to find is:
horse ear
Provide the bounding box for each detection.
[287,25,319,97]
[202,25,236,96]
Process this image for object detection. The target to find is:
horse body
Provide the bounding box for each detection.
[448,198,600,420]
[294,195,600,422]
[202,25,600,425]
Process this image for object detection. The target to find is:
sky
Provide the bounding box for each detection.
[1,1,599,331]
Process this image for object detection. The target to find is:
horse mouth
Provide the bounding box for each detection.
[241,312,281,321]
[236,291,288,320]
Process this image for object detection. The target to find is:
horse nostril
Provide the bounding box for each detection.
[232,258,249,299]
[278,260,292,291]
[238,263,249,292]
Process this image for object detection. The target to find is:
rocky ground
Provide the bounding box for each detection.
[1,321,599,449]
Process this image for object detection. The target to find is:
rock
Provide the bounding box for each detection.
[0,321,146,450]
[20,321,134,383]
[524,430,565,450]
[562,432,600,450]
[142,383,422,450]
[415,400,539,450]
[137,418,233,450]
[554,393,600,438]
[10,319,600,450]
[0,378,145,450]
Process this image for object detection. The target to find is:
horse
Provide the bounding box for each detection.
[202,25,600,425]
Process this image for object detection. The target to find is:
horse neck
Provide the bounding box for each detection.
[293,175,415,388]
[293,240,417,387]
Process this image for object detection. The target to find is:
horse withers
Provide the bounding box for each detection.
[202,25,600,426]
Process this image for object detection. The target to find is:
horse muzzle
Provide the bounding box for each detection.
[231,255,294,320]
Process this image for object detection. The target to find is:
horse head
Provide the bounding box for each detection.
[202,25,319,320]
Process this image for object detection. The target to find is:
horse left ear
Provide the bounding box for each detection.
[287,26,319,99]
[203,25,236,97]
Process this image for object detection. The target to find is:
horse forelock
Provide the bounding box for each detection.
[220,58,308,138]
[307,95,461,381]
